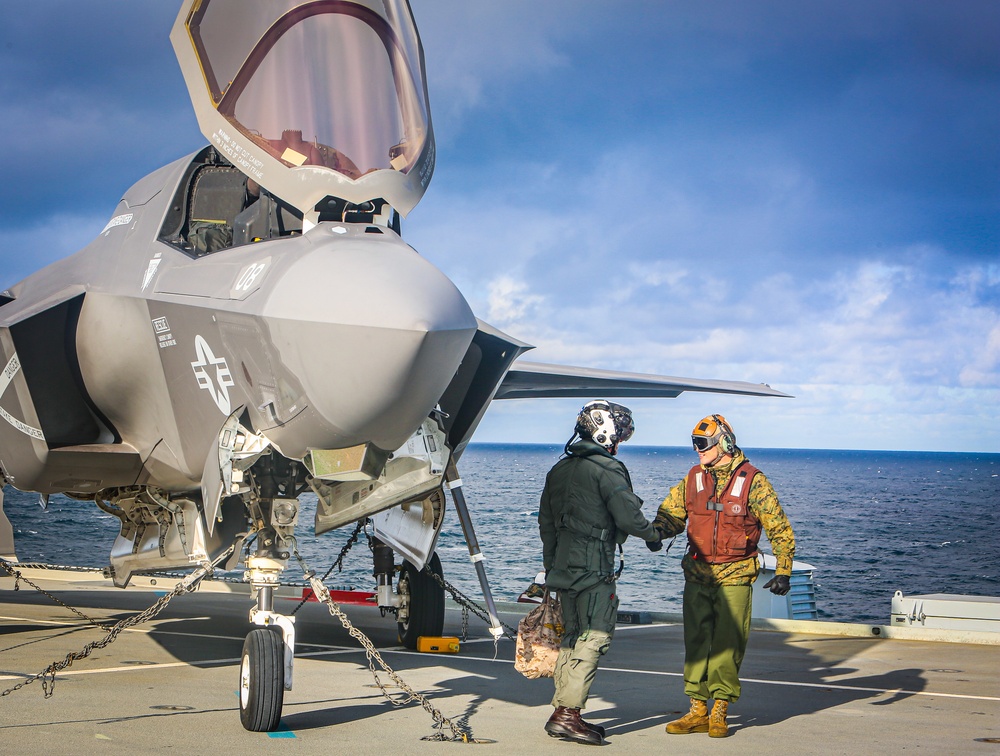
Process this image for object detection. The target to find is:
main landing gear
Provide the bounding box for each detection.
[395,552,445,649]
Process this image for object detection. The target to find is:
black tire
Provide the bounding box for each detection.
[396,552,445,649]
[239,628,285,732]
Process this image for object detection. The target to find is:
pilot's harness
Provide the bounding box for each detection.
[557,508,626,583]
[564,450,670,582]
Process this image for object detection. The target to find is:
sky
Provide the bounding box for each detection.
[0,2,997,453]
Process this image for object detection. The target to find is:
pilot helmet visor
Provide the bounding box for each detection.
[612,404,635,444]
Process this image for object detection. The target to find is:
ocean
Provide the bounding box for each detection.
[3,444,999,626]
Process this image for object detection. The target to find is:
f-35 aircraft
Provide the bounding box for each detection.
[0,0,786,731]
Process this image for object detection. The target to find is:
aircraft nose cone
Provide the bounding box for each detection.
[262,228,477,453]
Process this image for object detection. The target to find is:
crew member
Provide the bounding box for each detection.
[539,400,663,745]
[653,414,795,738]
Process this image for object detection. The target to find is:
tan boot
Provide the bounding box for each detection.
[665,698,709,734]
[708,700,729,738]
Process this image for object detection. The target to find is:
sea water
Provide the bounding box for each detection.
[3,445,998,625]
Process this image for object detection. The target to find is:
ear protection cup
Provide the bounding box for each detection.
[713,414,737,455]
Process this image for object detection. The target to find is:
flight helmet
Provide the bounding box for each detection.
[691,414,737,455]
[575,400,635,452]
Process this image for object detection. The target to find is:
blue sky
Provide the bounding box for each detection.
[1,2,997,452]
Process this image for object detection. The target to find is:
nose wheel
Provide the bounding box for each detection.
[239,627,285,732]
[239,515,296,732]
[396,552,445,649]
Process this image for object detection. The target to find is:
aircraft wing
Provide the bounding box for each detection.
[493,361,791,400]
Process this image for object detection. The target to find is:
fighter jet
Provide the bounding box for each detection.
[0,0,787,732]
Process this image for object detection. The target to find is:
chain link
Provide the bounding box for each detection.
[424,567,517,639]
[301,569,475,743]
[0,560,112,633]
[289,520,364,616]
[0,547,232,699]
[2,543,494,743]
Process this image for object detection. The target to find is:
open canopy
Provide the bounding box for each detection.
[171,0,434,217]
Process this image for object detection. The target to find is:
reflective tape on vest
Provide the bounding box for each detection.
[731,472,748,499]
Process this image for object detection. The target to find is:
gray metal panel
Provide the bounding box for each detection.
[892,592,1000,631]
[494,360,792,400]
[438,322,533,457]
[42,444,143,492]
[75,293,191,488]
[0,488,14,560]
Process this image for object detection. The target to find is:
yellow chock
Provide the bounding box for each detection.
[416,636,460,653]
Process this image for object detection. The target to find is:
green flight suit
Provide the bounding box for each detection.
[539,439,658,709]
[654,451,796,702]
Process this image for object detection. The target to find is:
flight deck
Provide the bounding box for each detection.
[1,570,997,754]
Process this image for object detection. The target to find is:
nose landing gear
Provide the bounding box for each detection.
[239,626,285,732]
[238,489,298,732]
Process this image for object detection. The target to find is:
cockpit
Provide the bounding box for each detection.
[158,145,400,256]
[170,0,435,227]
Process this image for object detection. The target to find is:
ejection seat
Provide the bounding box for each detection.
[232,188,303,245]
[186,165,249,254]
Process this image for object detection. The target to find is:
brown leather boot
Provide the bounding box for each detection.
[545,706,604,745]
[581,718,606,738]
[665,697,710,734]
[709,700,729,738]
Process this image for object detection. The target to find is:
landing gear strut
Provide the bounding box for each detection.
[372,538,446,649]
[239,489,299,732]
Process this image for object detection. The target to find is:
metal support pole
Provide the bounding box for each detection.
[257,585,274,613]
[444,458,504,638]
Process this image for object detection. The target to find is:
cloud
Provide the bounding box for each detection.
[1,0,996,451]
[0,3,199,233]
[959,324,1000,388]
[485,275,545,327]
[414,114,997,384]
[416,2,585,140]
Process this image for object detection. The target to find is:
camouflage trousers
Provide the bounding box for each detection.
[682,582,752,702]
[551,580,619,710]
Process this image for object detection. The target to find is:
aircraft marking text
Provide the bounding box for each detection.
[234,262,268,292]
[0,354,44,441]
[101,212,134,235]
[212,128,265,181]
[152,316,177,349]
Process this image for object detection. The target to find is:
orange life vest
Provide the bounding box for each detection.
[684,461,762,564]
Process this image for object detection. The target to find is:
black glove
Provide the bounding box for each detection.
[645,533,663,552]
[763,575,790,596]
